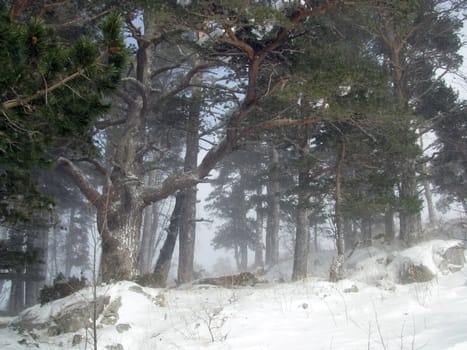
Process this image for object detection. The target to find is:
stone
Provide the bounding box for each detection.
[154,293,166,307]
[398,258,434,284]
[343,285,359,293]
[101,297,121,326]
[53,295,110,333]
[47,325,61,336]
[72,334,82,346]
[105,344,124,350]
[116,323,131,333]
[443,243,465,272]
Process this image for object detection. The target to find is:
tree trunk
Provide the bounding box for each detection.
[177,187,197,284]
[254,185,264,268]
[330,137,345,282]
[97,187,145,281]
[292,179,310,281]
[8,278,24,315]
[384,210,395,242]
[140,172,160,274]
[153,192,184,287]
[234,244,241,271]
[265,145,280,266]
[65,207,76,277]
[177,72,200,284]
[420,134,437,227]
[240,241,248,271]
[343,219,353,251]
[399,159,420,244]
[362,216,372,247]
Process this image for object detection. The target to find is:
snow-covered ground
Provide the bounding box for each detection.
[1,239,466,350]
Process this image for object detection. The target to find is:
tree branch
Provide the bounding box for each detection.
[2,69,84,110]
[57,157,103,208]
[241,116,320,135]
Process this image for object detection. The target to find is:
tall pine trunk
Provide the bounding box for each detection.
[330,137,345,282]
[399,159,420,243]
[177,75,200,284]
[292,175,310,281]
[140,172,160,274]
[254,185,264,268]
[265,145,280,266]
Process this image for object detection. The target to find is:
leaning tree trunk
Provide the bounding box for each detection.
[330,137,346,282]
[153,192,185,287]
[265,145,280,266]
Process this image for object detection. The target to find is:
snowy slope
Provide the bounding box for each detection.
[1,239,466,350]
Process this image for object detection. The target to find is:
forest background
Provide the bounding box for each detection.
[0,0,466,315]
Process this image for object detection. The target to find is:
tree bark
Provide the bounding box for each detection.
[399,159,420,244]
[254,185,264,268]
[153,192,185,287]
[419,136,437,228]
[330,137,345,282]
[384,210,395,242]
[265,145,280,266]
[240,241,248,271]
[97,190,145,281]
[140,172,160,274]
[292,176,310,281]
[177,73,201,284]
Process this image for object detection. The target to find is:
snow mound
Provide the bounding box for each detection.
[0,239,466,350]
[347,239,465,288]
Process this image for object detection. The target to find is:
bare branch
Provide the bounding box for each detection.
[73,157,108,176]
[57,157,103,208]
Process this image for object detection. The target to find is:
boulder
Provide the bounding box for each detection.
[441,242,465,272]
[398,258,434,284]
[53,295,109,333]
[100,297,121,326]
[72,334,83,346]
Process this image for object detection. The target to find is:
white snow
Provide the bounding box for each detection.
[1,239,466,350]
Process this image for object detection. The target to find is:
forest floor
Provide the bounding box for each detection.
[1,236,467,350]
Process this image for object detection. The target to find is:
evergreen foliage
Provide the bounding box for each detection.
[0,8,126,223]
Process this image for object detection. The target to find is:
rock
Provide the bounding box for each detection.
[51,295,109,333]
[72,334,82,346]
[101,297,121,326]
[47,325,61,336]
[343,285,359,293]
[116,323,131,333]
[195,272,259,287]
[154,293,166,307]
[442,242,465,272]
[11,295,109,335]
[105,344,124,350]
[398,258,434,284]
[329,255,345,282]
